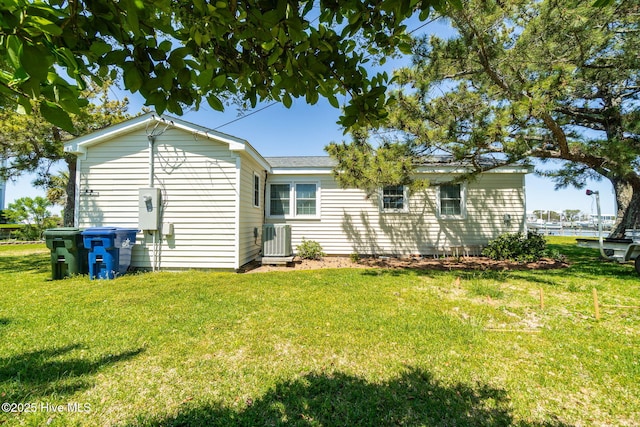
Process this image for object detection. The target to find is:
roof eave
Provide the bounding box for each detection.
[63,113,271,171]
[415,164,533,174]
[270,167,335,175]
[270,164,532,176]
[64,113,156,155]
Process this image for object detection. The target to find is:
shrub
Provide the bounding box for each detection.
[296,238,326,260]
[3,196,59,240]
[482,231,547,262]
[349,252,360,263]
[13,224,41,241]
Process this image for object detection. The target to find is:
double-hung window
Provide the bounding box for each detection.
[268,182,319,218]
[295,183,317,215]
[438,183,466,218]
[269,184,291,216]
[381,185,408,212]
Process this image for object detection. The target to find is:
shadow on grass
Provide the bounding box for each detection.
[0,343,144,401]
[126,368,572,427]
[0,254,50,274]
[0,318,9,339]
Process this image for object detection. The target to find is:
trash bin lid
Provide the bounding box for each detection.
[81,227,117,236]
[115,228,140,233]
[44,227,81,237]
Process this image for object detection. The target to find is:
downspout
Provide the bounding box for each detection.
[148,135,155,188]
[261,170,268,252]
[263,170,268,222]
[74,156,82,227]
[234,156,242,270]
[522,174,528,233]
[148,134,157,271]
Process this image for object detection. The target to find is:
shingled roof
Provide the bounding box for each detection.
[265,156,338,168]
[265,155,514,170]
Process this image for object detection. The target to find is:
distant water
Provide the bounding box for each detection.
[535,228,607,238]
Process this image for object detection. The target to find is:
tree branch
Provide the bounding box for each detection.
[553,106,607,129]
[443,69,482,80]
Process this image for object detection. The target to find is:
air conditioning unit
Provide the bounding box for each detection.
[262,224,292,257]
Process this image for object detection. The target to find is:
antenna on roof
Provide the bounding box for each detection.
[145,115,171,138]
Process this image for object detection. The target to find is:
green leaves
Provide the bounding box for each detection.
[22,15,62,36]
[0,0,463,130]
[89,41,113,57]
[123,62,144,93]
[39,101,74,133]
[206,94,224,111]
[327,135,420,196]
[20,44,48,81]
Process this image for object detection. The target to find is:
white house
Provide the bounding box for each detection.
[64,114,531,270]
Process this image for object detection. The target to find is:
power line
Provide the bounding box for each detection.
[408,17,439,35]
[211,18,436,130]
[213,102,278,130]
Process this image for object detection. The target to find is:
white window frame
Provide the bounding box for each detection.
[253,173,261,208]
[379,185,409,213]
[437,182,467,219]
[267,181,321,219]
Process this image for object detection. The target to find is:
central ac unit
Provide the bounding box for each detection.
[262,224,292,257]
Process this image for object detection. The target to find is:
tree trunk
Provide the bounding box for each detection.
[610,177,640,239]
[63,154,76,227]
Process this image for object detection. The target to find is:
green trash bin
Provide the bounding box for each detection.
[44,227,88,279]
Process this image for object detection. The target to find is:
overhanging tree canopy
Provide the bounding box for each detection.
[0,0,463,132]
[328,0,640,237]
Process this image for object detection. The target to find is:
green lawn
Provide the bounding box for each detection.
[0,238,638,426]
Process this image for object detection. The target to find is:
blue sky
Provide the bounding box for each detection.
[3,93,616,217]
[2,17,617,217]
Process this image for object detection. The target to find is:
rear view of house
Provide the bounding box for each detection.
[64,114,531,271]
[265,156,530,257]
[64,113,268,270]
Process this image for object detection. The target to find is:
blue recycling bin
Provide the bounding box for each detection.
[82,227,138,279]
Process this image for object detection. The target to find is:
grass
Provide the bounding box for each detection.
[0,237,639,426]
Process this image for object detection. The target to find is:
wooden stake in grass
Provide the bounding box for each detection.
[593,288,601,320]
[539,288,545,310]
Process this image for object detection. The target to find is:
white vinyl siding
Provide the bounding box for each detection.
[71,114,528,268]
[267,173,526,256]
[76,127,241,269]
[237,158,265,267]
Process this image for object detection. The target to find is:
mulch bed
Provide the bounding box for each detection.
[246,255,569,273]
[355,256,569,271]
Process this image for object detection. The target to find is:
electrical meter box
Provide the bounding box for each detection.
[138,187,161,230]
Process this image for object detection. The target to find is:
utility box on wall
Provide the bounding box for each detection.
[138,187,161,230]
